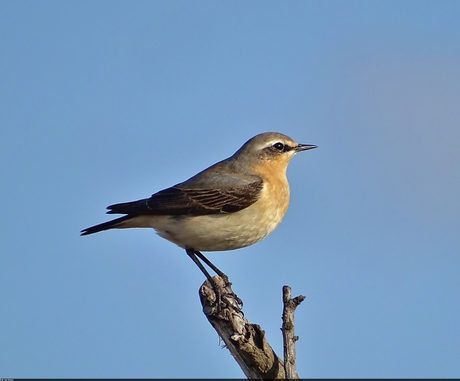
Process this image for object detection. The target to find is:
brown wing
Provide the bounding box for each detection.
[106,179,263,216]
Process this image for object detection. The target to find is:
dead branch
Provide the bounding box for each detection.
[281,285,306,379]
[199,276,305,379]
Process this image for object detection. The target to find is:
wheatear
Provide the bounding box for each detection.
[81,132,316,287]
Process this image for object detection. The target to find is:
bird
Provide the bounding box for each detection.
[81,132,316,293]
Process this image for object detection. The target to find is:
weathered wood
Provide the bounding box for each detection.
[281,285,306,379]
[199,276,286,379]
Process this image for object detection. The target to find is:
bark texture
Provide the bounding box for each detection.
[199,276,305,379]
[281,285,306,379]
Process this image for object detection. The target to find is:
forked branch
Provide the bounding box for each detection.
[199,276,305,379]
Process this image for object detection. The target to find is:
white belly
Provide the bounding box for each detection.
[119,180,290,252]
[153,202,284,251]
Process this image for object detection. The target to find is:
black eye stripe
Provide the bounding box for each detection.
[272,142,293,152]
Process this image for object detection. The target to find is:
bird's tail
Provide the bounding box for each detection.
[80,215,133,236]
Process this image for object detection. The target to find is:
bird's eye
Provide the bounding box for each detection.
[273,142,285,151]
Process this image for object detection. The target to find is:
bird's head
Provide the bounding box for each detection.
[232,132,317,174]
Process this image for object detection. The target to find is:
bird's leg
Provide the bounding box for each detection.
[192,250,229,285]
[185,248,243,309]
[185,248,224,308]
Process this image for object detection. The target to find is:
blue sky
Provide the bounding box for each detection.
[1,1,459,378]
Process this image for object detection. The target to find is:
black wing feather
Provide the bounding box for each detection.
[106,180,263,216]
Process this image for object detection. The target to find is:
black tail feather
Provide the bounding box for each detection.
[80,215,132,236]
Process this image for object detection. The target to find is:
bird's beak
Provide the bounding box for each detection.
[295,144,317,152]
